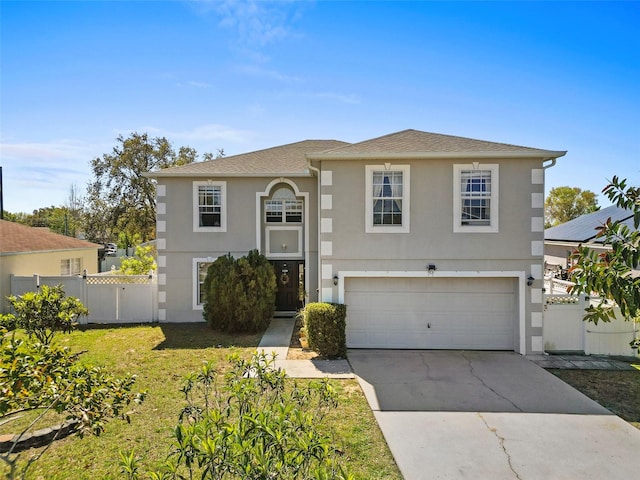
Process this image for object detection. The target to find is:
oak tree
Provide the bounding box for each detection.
[83,133,208,243]
[545,186,599,227]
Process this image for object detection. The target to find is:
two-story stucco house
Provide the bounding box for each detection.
[147,129,565,354]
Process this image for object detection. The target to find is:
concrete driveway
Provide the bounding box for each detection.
[349,350,640,480]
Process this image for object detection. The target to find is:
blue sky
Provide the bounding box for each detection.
[1,1,639,213]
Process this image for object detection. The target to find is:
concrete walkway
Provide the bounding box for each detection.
[257,317,354,378]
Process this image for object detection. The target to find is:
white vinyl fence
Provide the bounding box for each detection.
[543,276,639,357]
[10,273,158,324]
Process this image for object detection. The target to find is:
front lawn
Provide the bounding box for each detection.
[1,323,400,479]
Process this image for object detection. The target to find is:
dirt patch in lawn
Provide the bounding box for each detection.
[550,368,640,429]
[286,315,319,360]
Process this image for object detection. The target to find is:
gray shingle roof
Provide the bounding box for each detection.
[308,129,566,160]
[147,130,565,178]
[545,205,634,243]
[148,140,348,177]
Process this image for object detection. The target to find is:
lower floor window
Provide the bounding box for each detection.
[196,260,213,306]
[61,258,82,276]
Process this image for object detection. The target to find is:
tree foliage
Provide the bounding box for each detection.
[83,133,206,243]
[202,251,276,333]
[120,352,352,480]
[569,176,640,349]
[1,285,89,345]
[120,244,157,275]
[545,186,599,227]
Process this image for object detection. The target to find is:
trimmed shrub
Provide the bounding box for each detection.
[303,302,347,358]
[202,250,276,333]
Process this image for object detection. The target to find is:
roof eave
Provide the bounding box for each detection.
[145,171,313,179]
[306,150,567,161]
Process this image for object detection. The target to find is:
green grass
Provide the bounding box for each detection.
[1,324,401,479]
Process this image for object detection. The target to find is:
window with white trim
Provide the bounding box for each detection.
[193,181,227,232]
[265,187,303,223]
[193,258,215,309]
[61,258,82,276]
[365,165,410,233]
[453,164,499,233]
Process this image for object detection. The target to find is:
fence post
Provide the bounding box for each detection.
[580,294,588,355]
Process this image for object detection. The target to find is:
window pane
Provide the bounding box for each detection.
[199,186,222,227]
[198,262,212,305]
[372,171,403,226]
[460,170,491,226]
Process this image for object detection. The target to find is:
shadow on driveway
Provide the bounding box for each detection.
[348,349,611,414]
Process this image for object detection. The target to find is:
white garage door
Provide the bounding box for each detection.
[344,277,516,350]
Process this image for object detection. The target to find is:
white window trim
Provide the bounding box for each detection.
[365,164,410,233]
[264,198,304,224]
[61,257,82,276]
[193,181,227,232]
[192,257,217,310]
[453,164,499,233]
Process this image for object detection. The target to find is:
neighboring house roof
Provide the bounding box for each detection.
[0,220,100,254]
[544,205,635,244]
[147,130,566,178]
[148,140,349,178]
[307,129,566,160]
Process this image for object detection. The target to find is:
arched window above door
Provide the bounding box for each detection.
[265,187,303,223]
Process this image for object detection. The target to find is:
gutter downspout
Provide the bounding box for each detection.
[543,158,556,170]
[306,158,321,304]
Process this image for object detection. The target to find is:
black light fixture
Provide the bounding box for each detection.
[333,275,339,286]
[527,275,535,286]
[427,264,437,272]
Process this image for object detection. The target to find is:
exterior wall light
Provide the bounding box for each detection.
[333,275,339,286]
[427,264,437,272]
[527,275,535,286]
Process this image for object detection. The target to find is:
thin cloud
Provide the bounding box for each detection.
[196,0,308,47]
[139,124,253,144]
[234,64,302,82]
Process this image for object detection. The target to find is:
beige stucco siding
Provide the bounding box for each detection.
[0,248,98,313]
[157,176,319,322]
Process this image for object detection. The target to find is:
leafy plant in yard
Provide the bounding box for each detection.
[0,327,145,479]
[569,176,640,349]
[1,285,88,345]
[123,352,353,480]
[202,250,276,333]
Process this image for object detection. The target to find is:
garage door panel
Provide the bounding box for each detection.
[344,277,516,350]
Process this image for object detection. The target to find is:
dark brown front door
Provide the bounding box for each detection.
[271,260,303,311]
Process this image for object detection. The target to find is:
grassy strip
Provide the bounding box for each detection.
[550,368,640,429]
[1,323,400,479]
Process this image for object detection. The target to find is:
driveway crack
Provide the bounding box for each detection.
[461,351,522,412]
[477,413,523,480]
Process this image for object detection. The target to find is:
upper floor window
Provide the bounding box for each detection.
[193,181,227,232]
[453,164,499,233]
[365,165,410,233]
[265,187,303,223]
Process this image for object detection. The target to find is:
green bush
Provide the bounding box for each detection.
[202,250,276,333]
[303,302,347,358]
[121,353,353,480]
[2,284,89,345]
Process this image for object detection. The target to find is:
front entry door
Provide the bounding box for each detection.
[271,260,303,312]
